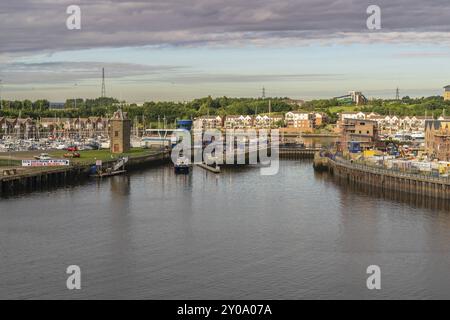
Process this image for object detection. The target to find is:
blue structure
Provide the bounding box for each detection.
[348,142,362,153]
[176,120,193,131]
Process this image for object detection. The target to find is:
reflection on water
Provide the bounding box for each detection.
[314,170,450,211]
[302,136,338,149]
[1,160,450,299]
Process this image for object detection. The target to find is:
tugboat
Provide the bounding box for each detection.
[174,156,190,174]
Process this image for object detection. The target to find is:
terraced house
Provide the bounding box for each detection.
[37,117,109,137]
[0,117,36,138]
[224,115,253,129]
[193,116,223,129]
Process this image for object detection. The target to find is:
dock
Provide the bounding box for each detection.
[196,163,221,173]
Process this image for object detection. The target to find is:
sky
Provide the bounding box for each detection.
[1,0,450,102]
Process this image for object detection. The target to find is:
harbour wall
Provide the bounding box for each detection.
[279,148,319,160]
[0,151,170,196]
[314,154,450,199]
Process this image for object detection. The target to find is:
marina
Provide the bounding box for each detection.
[3,0,450,303]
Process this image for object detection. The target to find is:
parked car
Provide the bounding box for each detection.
[64,152,80,158]
[34,153,52,160]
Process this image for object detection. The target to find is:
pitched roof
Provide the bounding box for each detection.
[196,115,221,120]
[286,111,310,115]
[111,110,128,120]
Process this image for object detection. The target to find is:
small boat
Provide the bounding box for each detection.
[174,156,190,174]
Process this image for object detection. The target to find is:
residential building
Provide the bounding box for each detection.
[314,112,328,127]
[0,117,36,138]
[340,113,428,132]
[254,115,270,128]
[444,86,450,101]
[425,120,450,160]
[284,111,315,132]
[0,117,14,136]
[340,118,379,151]
[193,116,223,130]
[224,115,253,129]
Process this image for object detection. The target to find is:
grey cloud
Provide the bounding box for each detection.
[0,61,183,84]
[3,61,342,87]
[0,0,450,54]
[162,73,344,84]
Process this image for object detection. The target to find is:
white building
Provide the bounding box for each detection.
[193,116,223,129]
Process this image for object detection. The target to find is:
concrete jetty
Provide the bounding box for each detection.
[196,163,221,173]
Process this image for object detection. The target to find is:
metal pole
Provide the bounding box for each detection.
[0,79,3,110]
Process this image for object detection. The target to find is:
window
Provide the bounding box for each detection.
[115,131,119,137]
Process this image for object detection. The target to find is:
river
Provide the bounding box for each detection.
[1,160,450,299]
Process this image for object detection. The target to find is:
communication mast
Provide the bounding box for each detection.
[101,68,106,98]
[396,87,400,100]
[0,79,3,110]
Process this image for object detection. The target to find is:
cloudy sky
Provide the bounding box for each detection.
[1,0,450,102]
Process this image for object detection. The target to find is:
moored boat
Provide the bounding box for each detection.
[174,156,190,174]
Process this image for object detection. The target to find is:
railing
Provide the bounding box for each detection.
[331,157,450,185]
[279,147,320,152]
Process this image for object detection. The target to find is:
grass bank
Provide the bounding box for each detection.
[48,148,161,166]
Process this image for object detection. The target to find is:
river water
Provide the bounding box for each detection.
[1,160,450,300]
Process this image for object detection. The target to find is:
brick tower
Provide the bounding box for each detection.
[109,109,131,154]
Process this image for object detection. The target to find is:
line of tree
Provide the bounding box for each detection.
[0,96,295,124]
[2,95,450,125]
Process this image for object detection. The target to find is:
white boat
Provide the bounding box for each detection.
[174,156,190,174]
[411,132,425,141]
[100,141,110,149]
